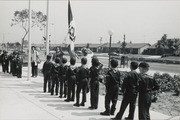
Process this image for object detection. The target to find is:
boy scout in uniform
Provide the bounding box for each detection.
[59,57,68,98]
[89,57,103,109]
[42,54,53,93]
[138,62,159,120]
[74,57,89,107]
[51,57,60,95]
[112,61,139,120]
[65,57,77,102]
[100,59,121,116]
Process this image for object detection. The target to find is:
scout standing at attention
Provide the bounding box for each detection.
[112,61,139,120]
[65,57,77,102]
[42,54,53,93]
[100,59,121,116]
[74,57,89,107]
[51,57,60,95]
[59,57,68,98]
[138,62,159,120]
[89,57,103,109]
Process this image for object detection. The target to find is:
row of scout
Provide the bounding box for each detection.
[42,54,159,120]
[42,54,103,108]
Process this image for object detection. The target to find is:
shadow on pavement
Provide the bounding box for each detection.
[71,111,100,116]
[40,99,63,102]
[89,117,111,120]
[47,103,90,111]
[28,93,60,98]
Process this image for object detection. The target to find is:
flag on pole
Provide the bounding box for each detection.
[68,0,77,59]
[68,0,76,42]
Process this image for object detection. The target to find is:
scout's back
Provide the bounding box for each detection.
[59,64,68,77]
[122,70,140,95]
[106,69,121,89]
[42,60,53,75]
[139,74,159,94]
[52,63,60,77]
[76,66,89,82]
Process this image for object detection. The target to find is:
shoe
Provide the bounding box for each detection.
[59,95,62,98]
[110,108,116,115]
[64,99,70,102]
[56,93,58,95]
[111,112,115,115]
[70,99,74,101]
[80,102,85,106]
[100,111,110,116]
[89,106,95,109]
[73,103,80,107]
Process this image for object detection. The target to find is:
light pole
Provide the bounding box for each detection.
[108,30,113,68]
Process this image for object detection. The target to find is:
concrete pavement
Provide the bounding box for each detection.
[0,66,178,120]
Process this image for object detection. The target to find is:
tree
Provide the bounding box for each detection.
[156,34,167,55]
[156,34,180,55]
[166,39,180,54]
[15,42,21,49]
[11,9,47,51]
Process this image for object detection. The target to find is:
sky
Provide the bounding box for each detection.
[0,0,180,45]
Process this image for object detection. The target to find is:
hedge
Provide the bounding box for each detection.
[100,68,180,96]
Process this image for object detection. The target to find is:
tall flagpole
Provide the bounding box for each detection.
[46,0,49,55]
[27,0,32,81]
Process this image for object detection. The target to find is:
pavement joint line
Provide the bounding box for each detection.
[5,77,62,120]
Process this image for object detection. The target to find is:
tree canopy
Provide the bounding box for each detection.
[11,9,47,51]
[156,34,180,55]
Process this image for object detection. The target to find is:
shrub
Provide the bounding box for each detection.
[153,73,180,95]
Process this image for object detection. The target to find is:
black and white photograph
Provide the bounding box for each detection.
[0,0,180,120]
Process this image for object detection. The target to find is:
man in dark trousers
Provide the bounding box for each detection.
[89,57,103,109]
[100,59,121,116]
[16,52,23,78]
[42,54,53,93]
[11,51,18,76]
[2,51,9,73]
[138,62,159,120]
[51,57,60,95]
[59,57,68,98]
[65,57,77,102]
[73,57,89,107]
[111,61,139,120]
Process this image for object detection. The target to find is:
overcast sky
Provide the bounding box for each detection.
[0,0,180,45]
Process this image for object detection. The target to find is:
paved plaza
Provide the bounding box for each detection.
[0,66,179,120]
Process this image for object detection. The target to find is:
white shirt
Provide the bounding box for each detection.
[31,50,39,65]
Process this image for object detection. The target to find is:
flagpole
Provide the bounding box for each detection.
[27,0,31,81]
[46,0,49,55]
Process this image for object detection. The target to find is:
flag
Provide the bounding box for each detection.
[68,0,76,42]
[68,0,76,59]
